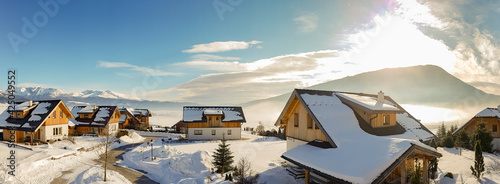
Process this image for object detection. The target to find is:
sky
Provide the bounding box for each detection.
[1,0,500,104]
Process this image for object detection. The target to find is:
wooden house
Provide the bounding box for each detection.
[131,108,151,130]
[172,120,186,133]
[453,105,500,151]
[68,106,121,136]
[0,100,74,143]
[183,106,246,140]
[275,89,441,184]
[118,108,142,130]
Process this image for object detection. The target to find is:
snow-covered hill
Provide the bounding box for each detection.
[70,90,140,101]
[14,87,139,101]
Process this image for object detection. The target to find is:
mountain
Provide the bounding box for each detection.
[17,86,70,100]
[71,90,140,101]
[241,65,500,126]
[245,65,500,108]
[0,87,196,111]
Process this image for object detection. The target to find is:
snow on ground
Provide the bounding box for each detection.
[121,131,300,184]
[0,131,146,184]
[69,166,132,184]
[435,147,500,184]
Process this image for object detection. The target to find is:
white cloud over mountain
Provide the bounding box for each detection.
[97,61,182,76]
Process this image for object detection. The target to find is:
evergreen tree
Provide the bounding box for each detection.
[429,137,437,149]
[437,122,446,139]
[441,136,454,148]
[410,158,423,184]
[471,140,485,179]
[471,122,493,153]
[212,135,234,175]
[455,131,471,155]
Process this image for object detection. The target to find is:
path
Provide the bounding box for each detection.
[97,136,159,184]
[51,136,160,184]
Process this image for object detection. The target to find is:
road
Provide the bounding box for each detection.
[51,136,159,184]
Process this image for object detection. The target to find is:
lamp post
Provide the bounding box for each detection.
[150,139,153,160]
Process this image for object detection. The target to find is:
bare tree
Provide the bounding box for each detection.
[234,157,260,184]
[256,122,265,136]
[96,129,117,182]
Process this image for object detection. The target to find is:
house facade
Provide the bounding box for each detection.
[276,89,441,184]
[118,108,142,130]
[69,106,121,136]
[0,100,74,143]
[133,109,151,129]
[453,105,500,151]
[183,106,246,140]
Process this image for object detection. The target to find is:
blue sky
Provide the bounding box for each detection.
[1,0,500,104]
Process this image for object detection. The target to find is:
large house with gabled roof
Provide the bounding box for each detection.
[453,105,500,152]
[0,100,74,143]
[275,89,441,184]
[183,106,246,140]
[68,105,121,136]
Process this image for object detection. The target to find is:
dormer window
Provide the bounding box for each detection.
[383,115,390,125]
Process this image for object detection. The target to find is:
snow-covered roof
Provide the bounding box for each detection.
[0,100,64,132]
[280,89,440,183]
[475,108,500,118]
[183,106,246,123]
[70,106,118,127]
[336,93,402,113]
[78,106,96,114]
[453,107,500,135]
[131,109,150,117]
[14,101,39,111]
[203,109,223,115]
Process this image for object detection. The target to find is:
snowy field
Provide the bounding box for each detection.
[1,129,500,183]
[0,131,144,184]
[435,147,500,184]
[123,131,300,184]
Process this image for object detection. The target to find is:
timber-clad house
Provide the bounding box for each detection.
[183,106,246,140]
[0,100,74,144]
[453,105,500,152]
[276,89,441,184]
[68,105,121,136]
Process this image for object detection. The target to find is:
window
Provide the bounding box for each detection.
[84,114,89,118]
[294,113,299,127]
[60,111,63,118]
[383,115,390,125]
[216,117,219,120]
[307,114,313,129]
[212,130,216,135]
[53,127,62,135]
[227,129,231,135]
[493,125,498,132]
[17,112,21,118]
[53,112,56,118]
[194,130,203,135]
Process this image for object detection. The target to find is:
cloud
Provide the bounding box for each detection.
[182,41,262,53]
[293,13,318,33]
[397,0,500,93]
[97,61,182,76]
[147,50,343,104]
[190,54,240,61]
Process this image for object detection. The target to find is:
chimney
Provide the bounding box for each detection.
[377,91,385,103]
[498,104,500,113]
[28,100,33,107]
